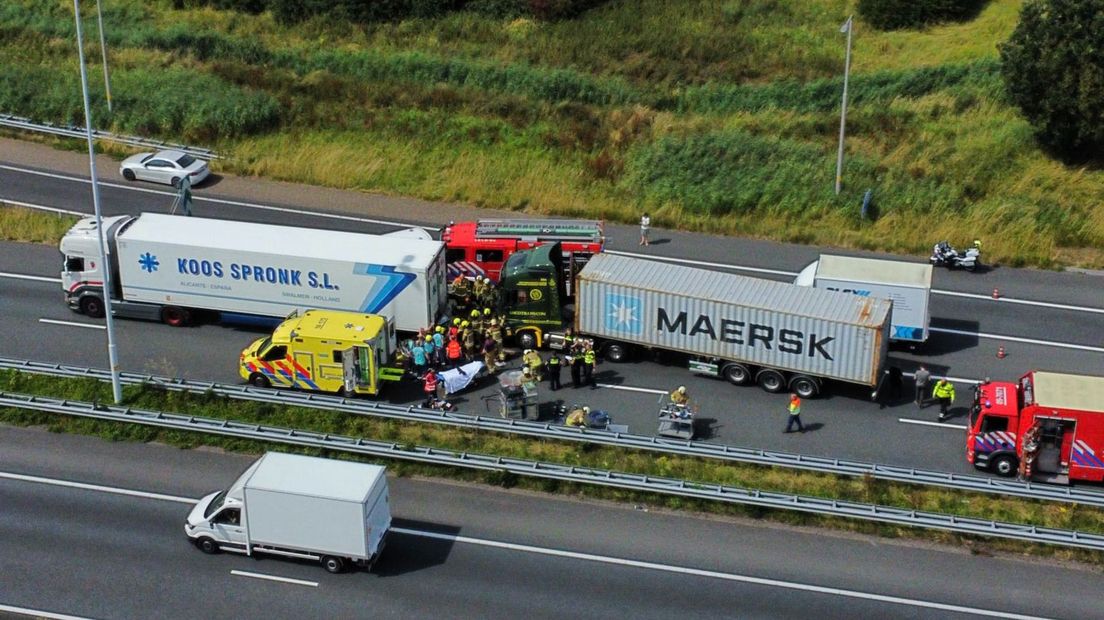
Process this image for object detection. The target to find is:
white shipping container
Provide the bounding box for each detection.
[795,255,932,343]
[576,254,891,386]
[242,452,390,560]
[112,214,445,332]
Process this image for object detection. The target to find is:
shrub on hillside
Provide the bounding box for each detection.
[171,0,268,12]
[1000,0,1104,160]
[857,0,989,30]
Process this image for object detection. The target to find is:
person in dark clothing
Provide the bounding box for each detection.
[571,352,584,388]
[913,365,931,407]
[546,352,562,391]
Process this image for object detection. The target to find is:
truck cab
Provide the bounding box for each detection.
[968,371,1104,483]
[59,215,132,318]
[240,309,402,397]
[496,243,572,349]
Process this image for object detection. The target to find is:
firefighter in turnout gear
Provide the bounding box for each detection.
[670,386,689,406]
[522,349,543,381]
[472,276,486,303]
[462,325,477,361]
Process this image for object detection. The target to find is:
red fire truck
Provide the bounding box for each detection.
[441,219,604,294]
[967,370,1104,483]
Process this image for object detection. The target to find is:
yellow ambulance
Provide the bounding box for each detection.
[239,309,403,397]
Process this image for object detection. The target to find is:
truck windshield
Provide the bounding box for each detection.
[204,490,227,519]
[503,252,526,276]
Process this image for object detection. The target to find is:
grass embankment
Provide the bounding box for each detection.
[0,204,79,244]
[1,1,1102,267]
[3,368,1103,564]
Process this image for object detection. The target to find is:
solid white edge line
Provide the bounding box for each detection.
[391,527,1046,620]
[0,271,61,283]
[229,570,318,587]
[0,197,84,216]
[0,471,196,504]
[597,383,667,395]
[898,419,968,430]
[38,318,105,330]
[0,603,98,620]
[930,327,1104,354]
[934,289,1104,315]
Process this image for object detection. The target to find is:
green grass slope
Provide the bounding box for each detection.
[2,0,1101,267]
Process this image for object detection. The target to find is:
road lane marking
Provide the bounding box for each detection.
[38,318,105,330]
[898,419,968,430]
[0,471,195,504]
[0,271,60,283]
[934,289,1104,314]
[0,603,98,620]
[597,383,667,395]
[929,327,1104,354]
[393,527,1046,619]
[230,570,318,587]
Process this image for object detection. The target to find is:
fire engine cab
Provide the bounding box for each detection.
[442,219,604,295]
[967,370,1104,484]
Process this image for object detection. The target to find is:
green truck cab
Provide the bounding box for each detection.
[496,242,572,349]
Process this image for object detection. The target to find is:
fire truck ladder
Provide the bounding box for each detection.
[474,219,604,242]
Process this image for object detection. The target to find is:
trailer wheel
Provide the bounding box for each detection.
[321,556,345,574]
[79,295,105,318]
[990,454,1017,477]
[161,306,191,327]
[603,342,628,363]
[249,373,271,389]
[789,375,820,399]
[517,330,538,350]
[721,363,752,386]
[195,537,219,554]
[756,369,786,393]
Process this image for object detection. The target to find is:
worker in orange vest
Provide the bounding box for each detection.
[445,335,463,369]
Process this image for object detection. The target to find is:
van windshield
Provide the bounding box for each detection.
[204,490,227,519]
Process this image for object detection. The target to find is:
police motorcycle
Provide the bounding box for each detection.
[929,240,981,272]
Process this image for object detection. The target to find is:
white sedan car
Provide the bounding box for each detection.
[120,150,210,188]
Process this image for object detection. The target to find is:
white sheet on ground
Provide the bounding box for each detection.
[440,362,484,394]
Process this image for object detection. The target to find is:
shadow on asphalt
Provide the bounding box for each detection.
[924,318,982,354]
[372,519,461,577]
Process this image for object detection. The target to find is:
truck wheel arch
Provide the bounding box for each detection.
[990,453,1018,477]
[249,373,271,389]
[789,375,821,398]
[321,556,346,573]
[160,306,191,327]
[195,537,220,554]
[755,369,787,393]
[721,363,752,386]
[516,329,540,350]
[602,341,630,362]
[78,294,105,318]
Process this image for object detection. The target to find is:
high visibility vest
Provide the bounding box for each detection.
[424,373,438,392]
[447,340,462,359]
[933,382,955,400]
[788,399,801,415]
[584,351,595,365]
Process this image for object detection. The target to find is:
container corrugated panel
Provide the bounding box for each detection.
[577,254,890,385]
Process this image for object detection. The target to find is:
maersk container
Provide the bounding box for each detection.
[794,255,932,344]
[60,213,446,332]
[575,253,891,389]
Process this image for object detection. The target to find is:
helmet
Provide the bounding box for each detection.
[453,318,461,326]
[435,325,444,333]
[523,367,532,376]
[471,309,480,318]
[583,406,590,413]
[483,308,491,316]
[677,386,686,393]
[461,320,469,328]
[425,335,433,342]
[489,319,498,326]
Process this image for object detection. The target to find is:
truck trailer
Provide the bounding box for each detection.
[794,255,932,346]
[496,246,892,398]
[968,371,1104,483]
[185,452,391,573]
[60,213,446,332]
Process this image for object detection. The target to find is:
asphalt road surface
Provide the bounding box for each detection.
[1,424,1099,620]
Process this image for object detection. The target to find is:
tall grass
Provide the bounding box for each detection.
[0,206,79,244]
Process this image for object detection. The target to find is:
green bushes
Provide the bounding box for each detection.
[858,0,990,30]
[1000,0,1104,161]
[267,0,606,24]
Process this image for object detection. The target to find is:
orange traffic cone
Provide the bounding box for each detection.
[992,288,1000,299]
[997,345,1007,359]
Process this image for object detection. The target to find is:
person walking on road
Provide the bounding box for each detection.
[933,378,956,421]
[583,347,597,388]
[914,365,931,407]
[639,213,651,246]
[546,352,562,391]
[784,394,805,433]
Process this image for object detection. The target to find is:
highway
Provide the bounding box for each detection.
[1,424,1098,619]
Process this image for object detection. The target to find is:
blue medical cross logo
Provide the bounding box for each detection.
[138,252,160,273]
[605,293,642,334]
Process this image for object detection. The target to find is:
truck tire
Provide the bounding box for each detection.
[756,369,786,393]
[517,330,538,350]
[79,295,105,318]
[990,454,1017,477]
[603,342,628,363]
[249,373,271,388]
[721,363,752,386]
[195,537,219,554]
[161,306,191,327]
[321,556,345,574]
[789,375,820,399]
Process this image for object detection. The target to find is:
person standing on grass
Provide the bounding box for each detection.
[784,393,805,433]
[639,213,651,246]
[914,365,931,407]
[933,378,956,422]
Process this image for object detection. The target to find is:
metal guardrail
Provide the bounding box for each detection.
[0,113,221,159]
[3,389,1102,551]
[3,356,1104,509]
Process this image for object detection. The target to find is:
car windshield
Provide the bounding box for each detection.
[140,154,153,163]
[204,490,227,519]
[175,154,197,167]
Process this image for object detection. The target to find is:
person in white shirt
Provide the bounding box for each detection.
[639,213,651,246]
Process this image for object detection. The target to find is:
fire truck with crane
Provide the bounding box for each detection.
[441,218,604,295]
[968,370,1104,483]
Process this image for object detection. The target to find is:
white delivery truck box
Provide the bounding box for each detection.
[62,213,446,332]
[185,452,391,573]
[795,255,932,344]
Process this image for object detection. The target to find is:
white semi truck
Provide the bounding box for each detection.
[185,452,391,573]
[59,213,446,332]
[794,254,932,347]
